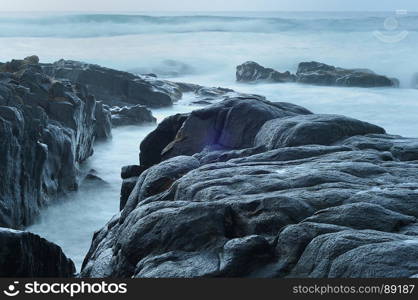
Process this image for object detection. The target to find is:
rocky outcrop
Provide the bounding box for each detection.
[236,61,398,87]
[296,61,398,87]
[81,97,418,278]
[42,60,180,107]
[110,105,156,127]
[236,61,296,83]
[0,57,111,228]
[0,228,75,277]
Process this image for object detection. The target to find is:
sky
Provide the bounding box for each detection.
[0,0,417,12]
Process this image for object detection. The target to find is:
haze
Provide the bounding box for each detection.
[1,0,417,12]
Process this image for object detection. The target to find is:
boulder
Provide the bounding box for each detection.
[156,97,312,162]
[254,114,385,149]
[296,61,397,87]
[81,97,418,278]
[0,228,75,277]
[110,105,156,127]
[236,61,296,83]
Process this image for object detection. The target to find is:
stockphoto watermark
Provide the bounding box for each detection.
[373,9,409,43]
[2,280,127,298]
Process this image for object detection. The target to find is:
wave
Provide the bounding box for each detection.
[1,13,418,38]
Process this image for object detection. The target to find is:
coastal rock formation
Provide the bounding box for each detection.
[0,57,111,228]
[0,228,75,277]
[296,61,398,87]
[110,105,156,127]
[236,61,398,87]
[81,97,418,278]
[236,61,296,83]
[42,60,180,107]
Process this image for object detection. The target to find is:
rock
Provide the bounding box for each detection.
[139,113,189,168]
[0,228,75,277]
[296,61,397,87]
[42,59,179,107]
[121,165,145,179]
[0,57,110,228]
[94,101,112,140]
[255,114,386,150]
[111,105,156,127]
[83,173,108,185]
[120,177,138,211]
[81,96,418,278]
[289,230,418,278]
[236,61,296,83]
[158,97,312,162]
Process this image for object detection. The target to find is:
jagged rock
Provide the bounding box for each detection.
[110,105,156,127]
[81,96,418,278]
[94,101,112,140]
[0,57,110,228]
[0,228,75,277]
[236,61,296,83]
[296,61,397,87]
[42,59,179,107]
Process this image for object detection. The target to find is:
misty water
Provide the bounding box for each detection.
[5,11,415,270]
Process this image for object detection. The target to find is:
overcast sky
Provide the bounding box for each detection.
[0,0,417,12]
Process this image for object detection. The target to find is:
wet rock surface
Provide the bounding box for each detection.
[0,228,75,277]
[236,61,398,87]
[236,61,296,83]
[0,57,111,229]
[110,105,156,127]
[81,96,418,278]
[42,60,180,107]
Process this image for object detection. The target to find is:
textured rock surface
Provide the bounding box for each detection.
[42,60,180,107]
[236,61,296,83]
[110,105,156,127]
[81,97,418,278]
[0,228,75,277]
[0,58,111,228]
[296,61,397,87]
[236,61,398,87]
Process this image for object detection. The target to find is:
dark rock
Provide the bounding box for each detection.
[296,61,397,87]
[139,113,189,168]
[94,101,112,140]
[236,61,296,83]
[0,58,110,228]
[111,105,156,127]
[0,228,75,277]
[42,59,179,107]
[83,173,108,185]
[121,165,145,179]
[120,177,138,211]
[255,114,385,149]
[81,95,418,279]
[159,97,312,161]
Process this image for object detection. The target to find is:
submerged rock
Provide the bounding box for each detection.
[296,61,397,87]
[236,61,398,87]
[236,61,296,83]
[80,96,418,278]
[0,228,75,277]
[110,105,156,127]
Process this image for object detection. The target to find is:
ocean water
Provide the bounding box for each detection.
[7,11,416,270]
